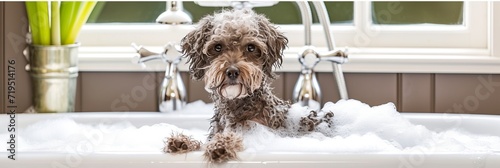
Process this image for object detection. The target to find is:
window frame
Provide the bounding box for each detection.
[77,1,500,74]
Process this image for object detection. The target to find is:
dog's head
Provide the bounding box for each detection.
[181,9,288,99]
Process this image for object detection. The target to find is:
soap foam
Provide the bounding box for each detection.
[2,118,206,152]
[241,99,500,153]
[1,99,499,154]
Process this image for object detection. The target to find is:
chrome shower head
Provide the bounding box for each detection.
[156,1,192,25]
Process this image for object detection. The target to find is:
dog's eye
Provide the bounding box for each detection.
[214,44,223,52]
[247,44,256,52]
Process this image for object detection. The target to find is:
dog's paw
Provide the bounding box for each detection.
[163,132,201,154]
[204,132,244,164]
[269,113,287,129]
[299,110,319,132]
[299,110,335,132]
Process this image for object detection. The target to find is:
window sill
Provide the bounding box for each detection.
[78,46,500,74]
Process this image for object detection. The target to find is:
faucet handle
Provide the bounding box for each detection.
[131,43,163,64]
[319,48,348,64]
[163,42,183,65]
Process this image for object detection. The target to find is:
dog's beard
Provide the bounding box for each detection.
[204,60,263,99]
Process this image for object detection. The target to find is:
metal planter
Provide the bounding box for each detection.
[28,43,79,113]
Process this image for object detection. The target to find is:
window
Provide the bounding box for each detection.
[87,1,354,24]
[77,1,500,74]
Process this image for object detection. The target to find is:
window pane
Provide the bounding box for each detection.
[252,2,301,24]
[87,1,353,24]
[372,1,464,25]
[88,1,165,23]
[252,2,354,24]
[322,1,354,24]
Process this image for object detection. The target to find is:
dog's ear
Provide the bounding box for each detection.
[256,15,288,79]
[181,16,214,80]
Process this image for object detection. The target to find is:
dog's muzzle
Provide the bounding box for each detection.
[204,60,263,100]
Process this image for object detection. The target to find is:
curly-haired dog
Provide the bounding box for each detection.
[164,9,334,164]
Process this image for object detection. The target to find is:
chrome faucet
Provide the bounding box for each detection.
[293,2,349,109]
[293,47,322,109]
[130,1,191,112]
[132,43,187,112]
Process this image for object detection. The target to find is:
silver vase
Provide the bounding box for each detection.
[28,43,79,113]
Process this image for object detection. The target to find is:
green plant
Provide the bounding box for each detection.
[26,1,97,45]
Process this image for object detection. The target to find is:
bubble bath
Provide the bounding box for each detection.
[2,99,499,155]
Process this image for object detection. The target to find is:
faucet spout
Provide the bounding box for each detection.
[312,2,349,100]
[159,60,186,112]
[296,2,312,46]
[293,1,349,108]
[132,42,187,112]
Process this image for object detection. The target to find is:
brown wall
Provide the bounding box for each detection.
[2,2,500,114]
[1,2,31,113]
[69,72,499,115]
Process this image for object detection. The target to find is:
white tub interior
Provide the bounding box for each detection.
[1,100,500,168]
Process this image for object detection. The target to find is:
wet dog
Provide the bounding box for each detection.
[164,9,333,164]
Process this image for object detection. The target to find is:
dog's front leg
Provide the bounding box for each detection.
[204,132,244,164]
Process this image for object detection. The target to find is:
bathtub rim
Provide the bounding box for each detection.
[2,112,500,167]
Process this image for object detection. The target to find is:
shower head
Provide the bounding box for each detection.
[156,1,192,25]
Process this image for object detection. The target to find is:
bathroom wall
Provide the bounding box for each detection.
[72,72,500,114]
[1,2,33,114]
[2,2,500,114]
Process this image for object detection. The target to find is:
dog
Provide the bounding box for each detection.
[164,9,334,164]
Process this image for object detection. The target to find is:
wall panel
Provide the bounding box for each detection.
[401,74,433,112]
[81,72,157,112]
[344,73,398,107]
[435,74,500,114]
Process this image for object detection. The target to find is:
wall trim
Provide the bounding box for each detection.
[78,46,500,74]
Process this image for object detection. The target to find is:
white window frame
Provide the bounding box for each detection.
[78,1,500,74]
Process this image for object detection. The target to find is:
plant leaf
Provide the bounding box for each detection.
[51,1,61,45]
[62,1,96,45]
[36,1,51,45]
[60,1,81,45]
[25,2,40,45]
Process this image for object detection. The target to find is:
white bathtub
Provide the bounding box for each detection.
[1,112,500,168]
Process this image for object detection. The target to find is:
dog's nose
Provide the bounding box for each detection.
[226,67,240,80]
